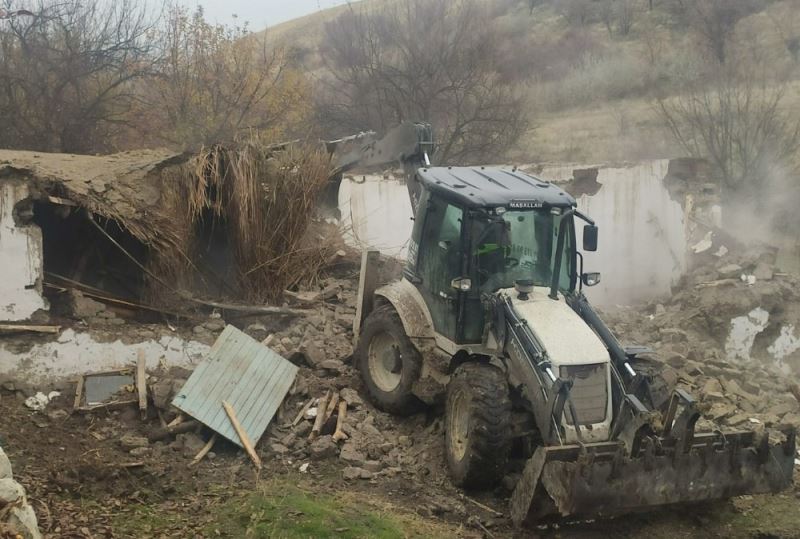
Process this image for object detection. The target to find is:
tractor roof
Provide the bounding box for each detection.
[416,166,576,209]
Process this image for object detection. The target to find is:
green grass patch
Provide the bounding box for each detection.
[211,482,435,538]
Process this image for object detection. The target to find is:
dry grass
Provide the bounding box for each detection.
[189,138,336,302]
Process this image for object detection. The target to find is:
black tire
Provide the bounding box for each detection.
[355,305,423,416]
[445,362,512,489]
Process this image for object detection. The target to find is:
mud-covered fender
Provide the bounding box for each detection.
[374,279,436,342]
[374,279,449,404]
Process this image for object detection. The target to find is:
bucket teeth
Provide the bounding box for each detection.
[511,429,796,528]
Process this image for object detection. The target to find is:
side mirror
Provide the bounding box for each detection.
[582,272,601,287]
[583,224,598,252]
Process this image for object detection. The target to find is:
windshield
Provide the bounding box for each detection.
[473,209,573,293]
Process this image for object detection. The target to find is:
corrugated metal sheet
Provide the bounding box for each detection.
[172,325,298,448]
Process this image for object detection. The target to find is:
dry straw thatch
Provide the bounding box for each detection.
[189,138,335,302]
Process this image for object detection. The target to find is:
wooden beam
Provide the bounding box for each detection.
[0,324,60,334]
[136,350,147,420]
[73,376,84,411]
[222,401,262,470]
[353,250,381,344]
[188,433,217,467]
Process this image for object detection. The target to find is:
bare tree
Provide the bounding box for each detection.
[144,6,311,149]
[0,0,157,153]
[599,0,637,37]
[654,63,800,212]
[317,0,528,164]
[669,0,763,64]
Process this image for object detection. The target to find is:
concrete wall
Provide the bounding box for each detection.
[0,329,210,384]
[538,160,686,306]
[338,160,687,306]
[0,182,47,321]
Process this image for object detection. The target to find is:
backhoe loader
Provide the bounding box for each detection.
[346,123,795,526]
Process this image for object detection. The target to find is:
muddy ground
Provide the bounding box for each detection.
[2,252,800,538]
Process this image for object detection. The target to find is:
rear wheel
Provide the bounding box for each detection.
[445,362,512,489]
[355,305,423,416]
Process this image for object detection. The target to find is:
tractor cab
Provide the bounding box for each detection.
[403,166,598,345]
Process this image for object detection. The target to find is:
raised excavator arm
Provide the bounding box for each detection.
[325,122,434,213]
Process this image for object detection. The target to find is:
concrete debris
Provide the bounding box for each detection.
[23,391,60,411]
[309,435,338,459]
[119,434,149,450]
[0,447,41,539]
[342,466,373,480]
[0,448,11,480]
[691,232,713,254]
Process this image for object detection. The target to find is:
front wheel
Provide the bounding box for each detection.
[445,362,511,489]
[355,305,423,416]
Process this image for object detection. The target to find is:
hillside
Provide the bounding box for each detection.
[264,0,800,165]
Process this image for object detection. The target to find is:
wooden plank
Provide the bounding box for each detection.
[222,400,262,470]
[353,250,381,344]
[188,433,217,467]
[148,420,200,442]
[292,398,314,426]
[0,324,60,334]
[136,350,147,420]
[73,376,84,411]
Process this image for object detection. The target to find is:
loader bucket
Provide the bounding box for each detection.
[510,429,796,527]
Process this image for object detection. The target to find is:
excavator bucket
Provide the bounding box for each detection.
[510,428,796,527]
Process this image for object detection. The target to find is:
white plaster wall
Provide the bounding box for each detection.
[544,161,687,306]
[339,175,414,258]
[338,161,686,306]
[0,329,210,383]
[0,182,47,321]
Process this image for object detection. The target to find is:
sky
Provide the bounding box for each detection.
[175,0,352,29]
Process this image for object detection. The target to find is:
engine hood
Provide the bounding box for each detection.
[504,287,609,367]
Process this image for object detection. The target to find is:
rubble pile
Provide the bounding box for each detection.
[602,244,800,434]
[0,447,41,539]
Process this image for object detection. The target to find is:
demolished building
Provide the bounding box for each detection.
[0,144,335,325]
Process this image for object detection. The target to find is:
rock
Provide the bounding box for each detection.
[342,466,373,480]
[7,504,42,539]
[701,379,725,401]
[203,319,226,332]
[69,290,105,318]
[129,447,152,457]
[270,443,290,455]
[0,447,12,479]
[119,434,149,450]
[665,353,687,369]
[309,435,338,459]
[502,473,521,491]
[293,421,312,437]
[752,262,774,281]
[685,361,705,376]
[179,433,206,455]
[245,323,268,341]
[0,477,25,504]
[781,412,800,429]
[280,433,297,447]
[363,460,383,473]
[398,435,413,448]
[318,359,344,372]
[707,401,736,421]
[300,343,325,368]
[339,388,363,408]
[339,443,367,466]
[717,264,742,278]
[769,402,797,418]
[45,409,69,421]
[150,379,174,410]
[360,423,384,440]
